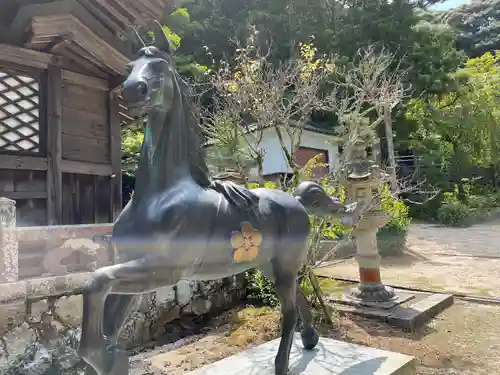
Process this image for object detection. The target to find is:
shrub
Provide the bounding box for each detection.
[434,181,499,226]
[407,191,443,221]
[245,269,279,307]
[437,201,473,226]
[377,187,411,256]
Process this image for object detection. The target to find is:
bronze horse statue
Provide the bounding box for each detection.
[78,23,360,375]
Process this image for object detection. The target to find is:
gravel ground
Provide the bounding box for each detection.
[123,222,500,375]
[317,222,500,296]
[124,300,500,375]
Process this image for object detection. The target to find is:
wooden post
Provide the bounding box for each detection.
[109,90,122,221]
[46,65,63,225]
[383,103,398,193]
[0,197,18,282]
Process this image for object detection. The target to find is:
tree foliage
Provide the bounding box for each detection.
[203,29,335,184]
[406,51,500,177]
[121,0,500,211]
[442,0,500,58]
[175,0,464,96]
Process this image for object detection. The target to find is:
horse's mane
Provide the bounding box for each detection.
[139,48,259,211]
[154,57,211,188]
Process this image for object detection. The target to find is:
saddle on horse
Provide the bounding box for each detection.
[210,180,260,211]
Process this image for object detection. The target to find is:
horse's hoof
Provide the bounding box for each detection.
[274,360,289,375]
[107,349,129,375]
[84,364,99,375]
[83,349,128,375]
[301,327,319,350]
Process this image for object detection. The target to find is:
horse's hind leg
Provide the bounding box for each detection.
[261,264,319,353]
[262,261,298,375]
[295,288,319,349]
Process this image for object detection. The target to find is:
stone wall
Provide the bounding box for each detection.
[0,274,247,373]
[120,275,247,346]
[0,196,249,371]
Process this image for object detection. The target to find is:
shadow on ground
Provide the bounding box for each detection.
[379,248,452,268]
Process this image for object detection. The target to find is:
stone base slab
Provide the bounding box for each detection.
[182,334,416,375]
[388,293,454,331]
[337,289,416,309]
[330,292,454,331]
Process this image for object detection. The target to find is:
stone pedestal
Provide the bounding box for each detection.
[179,334,416,375]
[0,197,18,282]
[344,212,401,308]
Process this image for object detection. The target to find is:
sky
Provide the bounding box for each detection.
[432,0,469,10]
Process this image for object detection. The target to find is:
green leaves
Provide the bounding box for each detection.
[162,25,181,50]
[121,127,144,174]
[442,0,500,58]
[407,50,500,178]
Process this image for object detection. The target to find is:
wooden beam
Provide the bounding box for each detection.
[10,0,130,57]
[66,42,110,72]
[109,90,122,221]
[61,69,108,91]
[0,155,48,170]
[0,43,59,69]
[0,191,47,199]
[48,36,73,53]
[30,15,129,76]
[60,50,108,79]
[90,0,131,29]
[60,159,112,176]
[46,65,63,225]
[78,0,128,40]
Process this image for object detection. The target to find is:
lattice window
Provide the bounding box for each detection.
[0,67,40,153]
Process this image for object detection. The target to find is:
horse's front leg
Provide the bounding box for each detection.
[78,258,167,375]
[78,270,113,375]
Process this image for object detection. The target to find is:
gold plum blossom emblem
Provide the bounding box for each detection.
[231,222,262,263]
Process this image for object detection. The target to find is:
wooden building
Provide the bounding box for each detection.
[0,0,170,226]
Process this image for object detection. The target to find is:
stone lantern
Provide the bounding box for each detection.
[340,141,399,306]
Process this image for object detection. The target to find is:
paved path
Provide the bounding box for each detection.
[317,219,500,296]
[409,220,500,258]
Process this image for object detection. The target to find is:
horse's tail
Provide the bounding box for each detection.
[293,181,360,226]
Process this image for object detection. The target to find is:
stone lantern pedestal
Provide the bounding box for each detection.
[340,141,405,308]
[346,210,398,307]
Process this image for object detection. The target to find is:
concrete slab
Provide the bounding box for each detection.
[388,293,454,331]
[332,303,393,321]
[183,334,416,375]
[329,292,454,331]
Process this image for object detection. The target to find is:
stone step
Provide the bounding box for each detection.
[183,333,416,375]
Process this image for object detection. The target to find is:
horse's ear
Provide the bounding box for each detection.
[152,20,173,55]
[128,27,146,54]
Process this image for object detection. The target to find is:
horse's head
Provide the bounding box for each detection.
[122,22,176,118]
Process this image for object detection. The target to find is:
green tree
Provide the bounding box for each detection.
[406,51,500,181]
[442,0,500,57]
[174,0,465,163]
[176,0,463,97]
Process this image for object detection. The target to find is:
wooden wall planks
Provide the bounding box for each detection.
[61,71,111,164]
